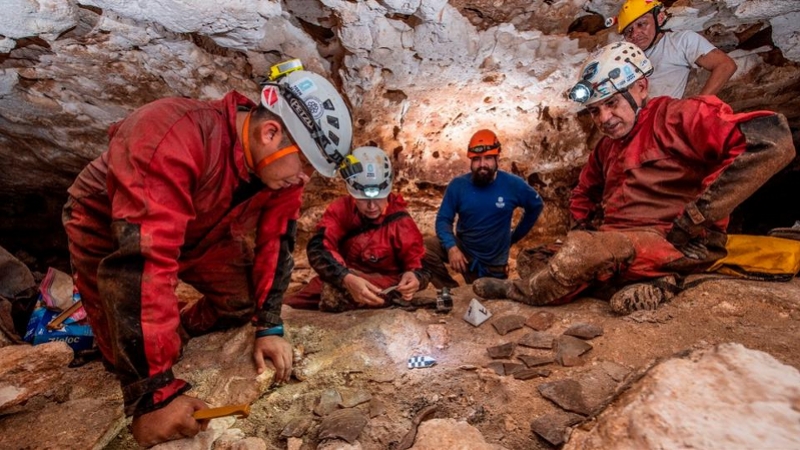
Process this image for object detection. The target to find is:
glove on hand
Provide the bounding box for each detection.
[666,212,708,260]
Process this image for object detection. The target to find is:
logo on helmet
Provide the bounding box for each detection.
[263,87,280,107]
[305,96,325,120]
[288,96,316,131]
[582,61,599,81]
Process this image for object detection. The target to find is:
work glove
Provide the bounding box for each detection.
[666,212,709,260]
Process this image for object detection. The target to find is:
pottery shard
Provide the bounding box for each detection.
[514,368,552,380]
[555,335,592,367]
[317,408,368,444]
[281,417,313,438]
[538,379,591,415]
[339,389,372,408]
[486,361,506,375]
[525,311,556,331]
[314,389,343,416]
[492,315,526,335]
[563,323,604,340]
[530,411,584,446]
[487,342,515,359]
[503,363,525,376]
[518,332,554,349]
[518,354,555,368]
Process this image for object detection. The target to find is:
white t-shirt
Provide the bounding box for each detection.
[645,30,716,99]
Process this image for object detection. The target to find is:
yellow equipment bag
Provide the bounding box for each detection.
[708,235,800,279]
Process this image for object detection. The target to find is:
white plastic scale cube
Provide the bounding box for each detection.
[463,298,492,327]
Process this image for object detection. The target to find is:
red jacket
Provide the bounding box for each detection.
[65,91,301,415]
[306,194,425,286]
[570,95,772,233]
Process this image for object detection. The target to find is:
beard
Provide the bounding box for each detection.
[471,166,497,187]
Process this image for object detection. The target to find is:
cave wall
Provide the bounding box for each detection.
[1,0,799,268]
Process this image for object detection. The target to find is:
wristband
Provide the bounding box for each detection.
[255,324,284,338]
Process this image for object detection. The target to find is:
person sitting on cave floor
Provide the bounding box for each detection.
[473,41,795,315]
[283,146,430,312]
[422,129,544,289]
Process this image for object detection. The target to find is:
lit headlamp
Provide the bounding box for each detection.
[569,80,594,104]
[362,186,381,198]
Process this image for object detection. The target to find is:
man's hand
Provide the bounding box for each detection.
[447,247,468,274]
[131,395,209,448]
[396,271,420,300]
[343,274,385,307]
[253,335,293,383]
[666,213,709,260]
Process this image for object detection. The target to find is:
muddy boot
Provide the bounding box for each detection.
[609,276,677,315]
[473,278,512,299]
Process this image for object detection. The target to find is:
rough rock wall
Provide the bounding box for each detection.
[1,0,799,265]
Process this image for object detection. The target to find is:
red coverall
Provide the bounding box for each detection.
[526,95,794,304]
[284,193,426,309]
[62,92,301,416]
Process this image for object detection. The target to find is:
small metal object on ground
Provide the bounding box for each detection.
[407,356,436,369]
[435,287,453,313]
[46,300,83,331]
[192,403,251,420]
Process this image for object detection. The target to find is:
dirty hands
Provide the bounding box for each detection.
[253,334,293,383]
[666,213,709,260]
[131,395,209,448]
[447,246,468,273]
[396,271,420,300]
[343,273,385,307]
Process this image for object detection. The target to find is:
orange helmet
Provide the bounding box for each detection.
[467,129,501,159]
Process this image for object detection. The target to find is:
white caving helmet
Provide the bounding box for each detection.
[260,70,353,177]
[568,41,653,106]
[341,146,393,200]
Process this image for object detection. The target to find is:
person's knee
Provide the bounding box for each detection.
[548,231,634,285]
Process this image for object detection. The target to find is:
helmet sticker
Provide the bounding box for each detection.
[263,86,280,107]
[366,163,376,179]
[582,61,599,81]
[291,77,317,96]
[305,96,324,120]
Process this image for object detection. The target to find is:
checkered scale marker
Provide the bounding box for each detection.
[408,356,437,369]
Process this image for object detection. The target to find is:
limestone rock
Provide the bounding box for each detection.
[426,324,450,349]
[0,397,124,450]
[151,416,235,450]
[339,388,372,408]
[518,354,555,367]
[280,417,313,438]
[410,418,509,450]
[566,343,800,450]
[0,341,73,411]
[514,368,551,380]
[315,388,343,416]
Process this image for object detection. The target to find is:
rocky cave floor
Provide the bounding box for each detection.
[2,266,798,450]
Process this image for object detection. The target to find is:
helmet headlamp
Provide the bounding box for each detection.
[569,80,594,104]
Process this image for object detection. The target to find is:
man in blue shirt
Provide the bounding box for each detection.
[423,129,544,288]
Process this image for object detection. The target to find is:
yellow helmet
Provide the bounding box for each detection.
[617,0,663,33]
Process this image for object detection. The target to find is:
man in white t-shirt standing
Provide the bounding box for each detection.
[616,0,737,99]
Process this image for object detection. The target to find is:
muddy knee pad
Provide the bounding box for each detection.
[547,231,635,286]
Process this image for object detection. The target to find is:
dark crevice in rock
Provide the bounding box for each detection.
[387,13,422,29]
[567,13,606,36]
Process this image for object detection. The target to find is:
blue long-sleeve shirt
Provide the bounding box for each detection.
[436,171,544,268]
